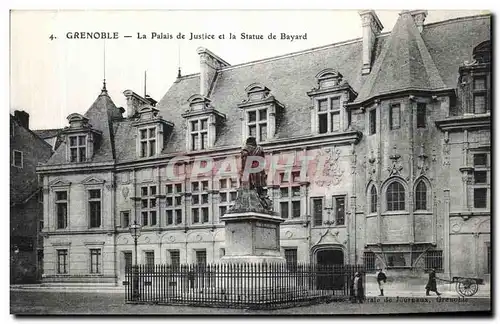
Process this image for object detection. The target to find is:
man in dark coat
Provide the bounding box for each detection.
[425,269,441,296]
[377,268,387,296]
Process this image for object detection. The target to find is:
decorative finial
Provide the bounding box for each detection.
[100,79,107,95]
[177,67,182,79]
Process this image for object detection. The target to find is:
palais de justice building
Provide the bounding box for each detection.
[37,11,491,285]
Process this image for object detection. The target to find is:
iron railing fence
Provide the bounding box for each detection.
[125,263,366,309]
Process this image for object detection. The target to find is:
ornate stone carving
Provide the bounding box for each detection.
[387,146,403,176]
[417,144,429,176]
[122,187,129,199]
[315,147,344,188]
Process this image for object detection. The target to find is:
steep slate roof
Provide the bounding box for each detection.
[46,86,122,165]
[354,11,447,104]
[41,13,491,166]
[33,128,63,139]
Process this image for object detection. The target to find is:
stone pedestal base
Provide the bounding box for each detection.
[220,211,285,263]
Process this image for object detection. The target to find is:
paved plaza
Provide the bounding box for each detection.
[10,290,491,315]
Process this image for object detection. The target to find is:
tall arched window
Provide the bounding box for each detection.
[387,182,405,211]
[370,186,377,213]
[415,181,427,210]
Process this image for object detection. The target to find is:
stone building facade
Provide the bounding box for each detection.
[37,11,491,285]
[10,111,53,283]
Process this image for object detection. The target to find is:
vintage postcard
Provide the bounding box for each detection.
[9,8,491,316]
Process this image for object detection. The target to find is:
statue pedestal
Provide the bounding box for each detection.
[220,188,285,264]
[220,212,286,264]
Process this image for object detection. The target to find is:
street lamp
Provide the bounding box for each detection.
[129,220,142,299]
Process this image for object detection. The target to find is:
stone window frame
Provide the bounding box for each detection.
[144,250,155,270]
[414,177,431,212]
[332,195,347,226]
[471,150,490,209]
[12,149,23,168]
[188,117,209,151]
[87,188,103,229]
[239,83,283,144]
[165,182,183,226]
[56,248,69,274]
[246,107,269,143]
[416,102,427,128]
[190,179,211,224]
[138,126,157,158]
[368,107,377,135]
[168,249,180,267]
[140,185,158,227]
[472,75,488,114]
[283,247,298,270]
[120,210,131,228]
[382,177,408,213]
[310,196,325,227]
[367,183,378,215]
[195,249,207,265]
[68,134,88,162]
[389,103,401,130]
[278,171,301,220]
[217,178,238,219]
[89,248,102,274]
[315,95,342,134]
[55,190,69,230]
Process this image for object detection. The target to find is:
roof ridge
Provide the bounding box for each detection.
[423,13,491,29]
[220,36,364,72]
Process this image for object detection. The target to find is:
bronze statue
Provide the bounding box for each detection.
[240,137,267,195]
[239,137,272,210]
[225,137,273,215]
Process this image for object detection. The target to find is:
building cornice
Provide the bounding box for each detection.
[113,130,362,170]
[435,114,490,132]
[37,161,116,174]
[347,88,456,109]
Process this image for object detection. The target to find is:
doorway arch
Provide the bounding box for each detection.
[311,244,346,266]
[311,244,346,290]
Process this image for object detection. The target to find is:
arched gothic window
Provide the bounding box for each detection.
[370,186,377,213]
[386,182,405,211]
[415,181,427,210]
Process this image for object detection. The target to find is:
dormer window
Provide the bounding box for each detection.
[64,113,101,163]
[317,96,341,134]
[133,105,173,158]
[458,40,490,116]
[238,83,283,143]
[190,118,208,151]
[183,95,225,151]
[69,135,87,162]
[473,76,487,114]
[308,69,357,135]
[247,108,268,142]
[139,127,156,157]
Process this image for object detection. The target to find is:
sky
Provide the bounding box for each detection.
[10,9,488,130]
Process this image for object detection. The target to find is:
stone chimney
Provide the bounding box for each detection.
[408,10,428,33]
[196,47,230,97]
[123,90,150,118]
[359,10,384,75]
[14,110,29,129]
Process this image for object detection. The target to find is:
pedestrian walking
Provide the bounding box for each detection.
[353,272,364,303]
[425,268,441,296]
[377,268,387,296]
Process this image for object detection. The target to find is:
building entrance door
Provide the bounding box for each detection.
[316,249,344,290]
[121,251,132,284]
